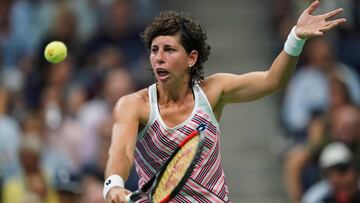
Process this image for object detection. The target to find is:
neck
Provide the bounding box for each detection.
[157,80,193,104]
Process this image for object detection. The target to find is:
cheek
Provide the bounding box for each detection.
[150,56,157,70]
[149,55,155,64]
[174,55,190,69]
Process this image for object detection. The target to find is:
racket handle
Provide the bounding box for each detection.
[126,189,144,203]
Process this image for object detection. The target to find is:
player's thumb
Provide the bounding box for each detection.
[124,190,134,203]
[124,189,131,195]
[123,189,132,202]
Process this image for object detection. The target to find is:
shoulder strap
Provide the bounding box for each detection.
[138,84,157,139]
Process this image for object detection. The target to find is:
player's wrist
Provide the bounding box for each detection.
[284,26,307,57]
[103,174,125,200]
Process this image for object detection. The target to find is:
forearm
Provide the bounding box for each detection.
[105,96,139,180]
[103,147,134,201]
[105,153,133,180]
[105,156,132,181]
[266,26,306,90]
[103,95,140,201]
[266,50,299,91]
[214,49,301,103]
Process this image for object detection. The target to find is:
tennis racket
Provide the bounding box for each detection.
[126,123,207,203]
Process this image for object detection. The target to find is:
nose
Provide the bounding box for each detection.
[155,49,165,65]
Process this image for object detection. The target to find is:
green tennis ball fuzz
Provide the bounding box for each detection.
[44,41,67,63]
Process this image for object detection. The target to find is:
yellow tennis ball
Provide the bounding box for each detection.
[44,41,67,63]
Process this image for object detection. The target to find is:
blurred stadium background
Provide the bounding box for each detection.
[0,0,359,203]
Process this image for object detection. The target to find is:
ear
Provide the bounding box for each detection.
[188,50,198,67]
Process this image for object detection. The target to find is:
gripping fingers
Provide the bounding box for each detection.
[107,188,132,203]
[108,195,122,203]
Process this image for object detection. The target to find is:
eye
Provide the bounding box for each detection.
[151,47,158,54]
[165,47,175,52]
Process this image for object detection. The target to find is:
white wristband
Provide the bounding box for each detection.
[103,175,125,200]
[284,26,306,56]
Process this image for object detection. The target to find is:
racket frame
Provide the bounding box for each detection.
[127,124,207,203]
[149,124,207,203]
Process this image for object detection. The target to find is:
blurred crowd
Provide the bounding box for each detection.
[1,0,360,203]
[0,0,170,202]
[271,0,360,203]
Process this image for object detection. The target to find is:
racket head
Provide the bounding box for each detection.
[149,124,207,203]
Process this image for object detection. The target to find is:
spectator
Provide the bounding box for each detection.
[55,168,82,203]
[85,45,126,97]
[78,68,134,166]
[85,0,147,73]
[69,0,103,43]
[20,112,73,183]
[302,142,360,203]
[2,136,59,203]
[80,174,103,203]
[48,84,87,173]
[284,105,360,203]
[81,118,112,203]
[25,5,81,109]
[10,0,56,57]
[0,88,21,181]
[0,0,27,70]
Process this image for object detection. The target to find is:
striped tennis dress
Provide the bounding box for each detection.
[134,83,231,202]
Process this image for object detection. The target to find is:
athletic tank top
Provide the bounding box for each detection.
[134,83,231,203]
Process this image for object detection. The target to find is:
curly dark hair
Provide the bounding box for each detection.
[141,10,211,87]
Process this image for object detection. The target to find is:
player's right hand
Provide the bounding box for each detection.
[106,187,132,203]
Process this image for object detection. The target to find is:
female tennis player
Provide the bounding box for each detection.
[103,1,346,202]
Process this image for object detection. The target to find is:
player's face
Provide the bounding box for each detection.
[150,35,196,84]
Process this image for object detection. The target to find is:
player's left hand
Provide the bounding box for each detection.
[294,0,346,39]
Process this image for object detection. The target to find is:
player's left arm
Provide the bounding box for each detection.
[213,1,346,105]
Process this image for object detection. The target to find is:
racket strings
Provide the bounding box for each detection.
[152,136,199,202]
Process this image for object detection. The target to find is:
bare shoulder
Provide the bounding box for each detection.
[204,73,232,89]
[200,74,227,108]
[114,90,146,109]
[113,88,150,125]
[203,73,229,93]
[208,73,234,81]
[203,73,242,119]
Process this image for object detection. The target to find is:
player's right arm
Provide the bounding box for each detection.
[104,94,142,203]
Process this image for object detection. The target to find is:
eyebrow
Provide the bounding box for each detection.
[151,44,176,48]
[164,44,175,48]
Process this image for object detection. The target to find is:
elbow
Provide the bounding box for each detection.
[265,71,287,93]
[268,80,285,93]
[276,81,288,91]
[271,83,282,92]
[265,69,291,92]
[270,76,290,92]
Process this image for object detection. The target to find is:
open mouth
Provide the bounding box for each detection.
[156,68,169,77]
